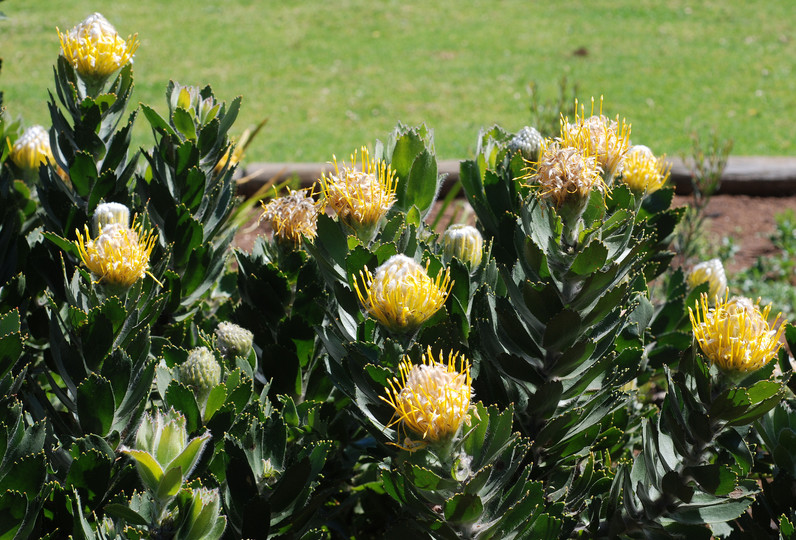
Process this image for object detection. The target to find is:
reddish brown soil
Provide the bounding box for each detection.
[234,195,796,276]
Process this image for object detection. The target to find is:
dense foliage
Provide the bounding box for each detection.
[1,11,795,540]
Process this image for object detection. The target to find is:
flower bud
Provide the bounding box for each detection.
[441,224,484,271]
[180,347,222,404]
[215,322,253,358]
[508,126,543,162]
[686,258,728,301]
[9,125,55,172]
[92,202,131,235]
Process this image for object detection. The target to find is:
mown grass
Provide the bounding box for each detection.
[2,0,794,163]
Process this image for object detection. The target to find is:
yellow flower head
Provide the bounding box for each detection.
[689,294,786,374]
[561,98,630,177]
[619,145,671,195]
[320,147,397,230]
[382,347,472,448]
[260,187,324,246]
[10,125,55,171]
[526,140,604,208]
[75,219,157,290]
[57,13,139,81]
[354,254,451,334]
[686,258,728,301]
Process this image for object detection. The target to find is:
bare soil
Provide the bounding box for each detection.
[234,194,796,276]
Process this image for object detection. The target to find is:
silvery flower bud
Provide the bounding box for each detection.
[92,202,131,235]
[508,126,543,162]
[215,322,254,358]
[441,224,484,271]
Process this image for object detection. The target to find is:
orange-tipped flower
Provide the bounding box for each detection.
[58,13,138,81]
[382,347,472,448]
[354,254,451,334]
[689,294,786,374]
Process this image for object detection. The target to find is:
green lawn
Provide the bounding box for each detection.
[2,0,794,163]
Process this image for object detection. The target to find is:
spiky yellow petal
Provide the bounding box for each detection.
[260,187,324,246]
[354,254,451,334]
[689,294,786,373]
[320,147,397,229]
[75,220,157,289]
[57,13,138,81]
[382,347,472,448]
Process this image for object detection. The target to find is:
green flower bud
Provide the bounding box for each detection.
[215,322,254,358]
[121,408,210,501]
[441,224,484,271]
[176,487,226,540]
[508,126,543,162]
[181,347,222,398]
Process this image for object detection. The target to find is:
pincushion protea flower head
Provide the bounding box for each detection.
[689,294,786,374]
[9,125,55,172]
[354,254,451,334]
[260,187,324,246]
[57,13,139,82]
[619,145,671,195]
[320,147,397,234]
[382,347,472,449]
[526,140,604,210]
[686,258,728,301]
[561,97,630,179]
[75,210,157,290]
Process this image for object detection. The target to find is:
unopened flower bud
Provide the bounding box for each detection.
[215,322,253,358]
[686,258,727,301]
[181,347,222,400]
[92,202,131,235]
[508,126,543,162]
[10,125,55,172]
[441,224,484,270]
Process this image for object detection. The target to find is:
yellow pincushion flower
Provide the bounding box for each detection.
[9,125,55,172]
[75,219,157,290]
[526,140,604,208]
[686,258,728,301]
[382,347,472,448]
[689,294,786,374]
[260,187,324,246]
[320,147,397,232]
[57,13,139,82]
[561,98,630,178]
[354,254,451,334]
[619,145,671,195]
